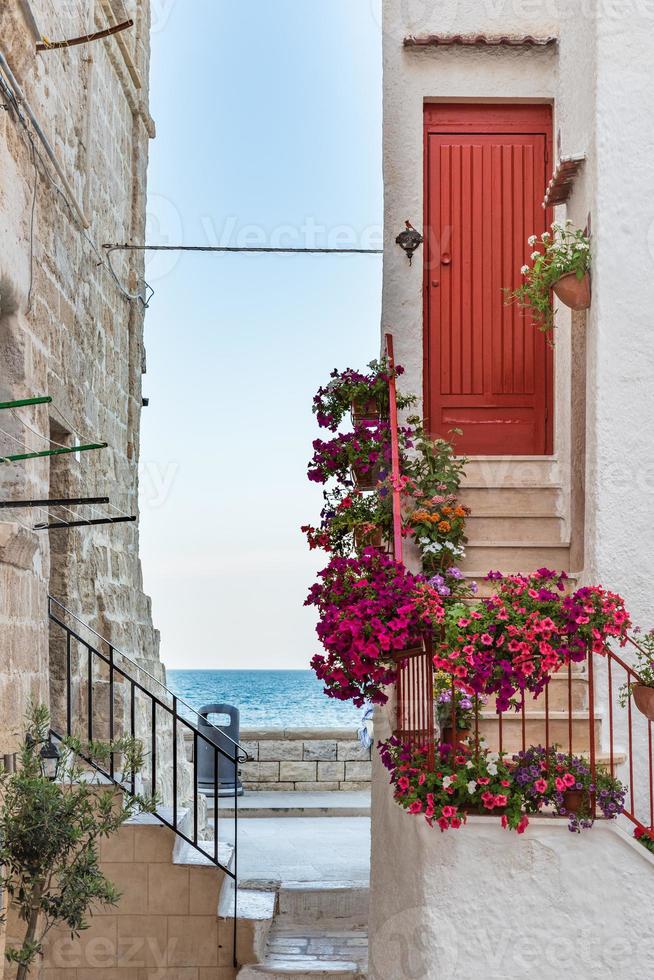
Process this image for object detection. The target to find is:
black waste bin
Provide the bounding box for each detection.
[197,703,244,797]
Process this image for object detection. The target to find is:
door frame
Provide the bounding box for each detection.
[422,102,554,456]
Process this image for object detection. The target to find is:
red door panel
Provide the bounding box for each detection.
[424,104,553,456]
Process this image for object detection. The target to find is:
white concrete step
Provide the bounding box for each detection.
[460,541,571,575]
[220,883,278,966]
[465,515,566,544]
[215,791,371,820]
[238,963,363,978]
[238,922,368,979]
[460,456,563,488]
[458,485,563,516]
[277,882,369,927]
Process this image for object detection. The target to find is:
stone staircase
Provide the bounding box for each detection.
[458,455,572,592]
[237,882,368,979]
[456,455,603,759]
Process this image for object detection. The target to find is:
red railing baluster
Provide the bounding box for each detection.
[649,720,653,829]
[521,690,526,753]
[545,682,550,753]
[384,332,403,562]
[587,647,596,820]
[608,654,615,777]
[568,659,573,756]
[628,683,635,818]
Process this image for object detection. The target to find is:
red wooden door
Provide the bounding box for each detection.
[424,104,553,455]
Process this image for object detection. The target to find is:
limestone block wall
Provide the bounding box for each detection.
[0,2,163,763]
[184,729,372,792]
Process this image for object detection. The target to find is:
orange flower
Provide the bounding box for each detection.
[438,520,451,533]
[441,505,453,516]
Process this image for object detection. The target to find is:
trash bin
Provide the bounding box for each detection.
[197,703,244,797]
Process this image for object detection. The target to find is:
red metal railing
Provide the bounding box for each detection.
[381,330,653,830]
[393,636,654,832]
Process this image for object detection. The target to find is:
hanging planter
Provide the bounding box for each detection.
[352,461,381,490]
[552,271,591,311]
[353,524,383,549]
[440,726,471,747]
[505,222,591,335]
[351,394,385,425]
[562,790,586,816]
[632,683,654,722]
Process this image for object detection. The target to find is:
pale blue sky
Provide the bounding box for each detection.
[140,1,383,669]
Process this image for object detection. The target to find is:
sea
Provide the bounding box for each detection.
[167,669,362,731]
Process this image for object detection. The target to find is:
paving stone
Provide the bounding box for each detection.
[337,741,371,762]
[258,740,303,761]
[317,761,345,782]
[279,761,318,782]
[303,740,338,761]
[344,762,372,781]
[240,761,280,783]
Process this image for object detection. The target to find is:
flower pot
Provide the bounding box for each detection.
[552,271,591,311]
[352,462,381,490]
[632,683,654,722]
[441,726,471,747]
[354,526,383,549]
[351,395,382,425]
[562,790,585,815]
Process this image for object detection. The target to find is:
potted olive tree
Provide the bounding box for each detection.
[0,706,155,980]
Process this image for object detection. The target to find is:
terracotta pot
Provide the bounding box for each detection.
[632,683,654,722]
[552,271,591,311]
[441,726,471,747]
[562,790,585,815]
[351,395,382,424]
[351,462,381,490]
[354,526,383,549]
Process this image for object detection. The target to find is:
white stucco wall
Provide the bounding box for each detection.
[375,2,654,973]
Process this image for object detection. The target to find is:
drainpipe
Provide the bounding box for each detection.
[98,0,141,89]
[18,0,41,44]
[0,50,90,229]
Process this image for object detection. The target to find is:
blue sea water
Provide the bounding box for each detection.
[166,669,362,730]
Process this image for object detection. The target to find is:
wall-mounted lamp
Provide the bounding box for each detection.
[395,220,424,265]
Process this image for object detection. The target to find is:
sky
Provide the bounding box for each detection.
[139,1,383,669]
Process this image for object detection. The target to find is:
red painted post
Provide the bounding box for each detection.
[384,333,403,562]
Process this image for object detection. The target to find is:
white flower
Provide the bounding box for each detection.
[466,760,474,769]
[442,775,454,789]
[467,780,477,795]
[527,235,537,246]
[487,762,498,776]
[531,251,541,261]
[551,221,561,231]
[488,753,500,763]
[520,265,530,275]
[566,218,574,226]
[541,231,551,242]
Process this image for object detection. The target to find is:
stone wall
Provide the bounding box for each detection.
[0,2,162,757]
[239,729,372,792]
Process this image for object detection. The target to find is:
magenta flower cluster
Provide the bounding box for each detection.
[307,420,414,486]
[305,549,440,706]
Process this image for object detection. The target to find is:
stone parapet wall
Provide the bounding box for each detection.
[239,729,372,792]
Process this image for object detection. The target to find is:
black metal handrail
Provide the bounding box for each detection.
[47,595,246,965]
